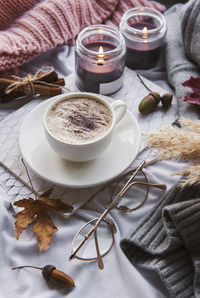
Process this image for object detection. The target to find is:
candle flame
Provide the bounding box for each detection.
[142,26,148,39]
[98,46,104,56]
[97,46,104,65]
[98,29,104,34]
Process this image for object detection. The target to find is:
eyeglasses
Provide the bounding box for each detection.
[69,160,166,269]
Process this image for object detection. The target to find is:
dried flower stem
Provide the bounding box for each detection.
[137,74,153,93]
[21,159,38,200]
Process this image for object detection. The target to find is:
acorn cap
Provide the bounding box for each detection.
[161,93,173,108]
[42,264,56,280]
[149,92,161,105]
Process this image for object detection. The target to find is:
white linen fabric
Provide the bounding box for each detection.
[0,160,188,298]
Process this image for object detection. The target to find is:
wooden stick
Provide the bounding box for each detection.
[0,68,66,102]
[0,70,59,89]
[36,70,58,83]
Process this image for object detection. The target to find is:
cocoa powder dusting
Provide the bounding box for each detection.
[69,111,97,131]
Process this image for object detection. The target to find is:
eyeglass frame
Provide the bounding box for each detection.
[69,160,166,269]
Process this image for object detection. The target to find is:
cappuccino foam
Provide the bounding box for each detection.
[46,97,112,144]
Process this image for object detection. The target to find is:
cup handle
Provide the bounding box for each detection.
[111,100,127,125]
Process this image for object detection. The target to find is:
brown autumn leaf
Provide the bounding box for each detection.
[13,189,73,251]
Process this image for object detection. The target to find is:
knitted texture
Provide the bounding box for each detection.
[165,7,199,103]
[165,1,200,101]
[120,184,200,298]
[0,0,165,76]
[181,0,200,68]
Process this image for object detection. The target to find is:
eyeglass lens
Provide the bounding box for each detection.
[71,218,115,261]
[111,169,149,211]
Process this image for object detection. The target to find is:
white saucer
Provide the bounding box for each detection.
[19,95,141,188]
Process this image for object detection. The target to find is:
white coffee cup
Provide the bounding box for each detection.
[43,92,127,162]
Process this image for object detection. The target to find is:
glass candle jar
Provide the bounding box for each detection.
[120,7,166,70]
[75,25,126,95]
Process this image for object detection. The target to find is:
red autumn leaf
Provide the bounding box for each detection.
[181,76,200,105]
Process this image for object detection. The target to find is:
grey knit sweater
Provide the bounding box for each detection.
[120,184,200,298]
[165,3,200,100]
[181,0,200,69]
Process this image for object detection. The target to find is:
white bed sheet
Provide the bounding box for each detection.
[0,25,192,297]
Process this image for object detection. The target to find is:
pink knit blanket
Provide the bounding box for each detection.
[0,0,165,77]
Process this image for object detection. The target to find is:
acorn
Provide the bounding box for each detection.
[137,74,162,115]
[42,265,75,288]
[12,265,75,288]
[138,92,161,115]
[161,93,173,108]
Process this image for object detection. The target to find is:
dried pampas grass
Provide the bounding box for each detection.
[146,117,200,186]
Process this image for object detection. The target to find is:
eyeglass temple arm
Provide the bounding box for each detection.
[69,161,147,265]
[92,163,167,269]
[127,181,166,190]
[91,161,147,269]
[103,160,147,215]
[93,227,104,270]
[92,160,147,230]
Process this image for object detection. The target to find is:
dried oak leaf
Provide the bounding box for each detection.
[181,76,200,105]
[13,189,73,251]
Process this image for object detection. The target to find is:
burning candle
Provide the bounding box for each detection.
[97,46,104,65]
[75,25,126,95]
[120,7,166,70]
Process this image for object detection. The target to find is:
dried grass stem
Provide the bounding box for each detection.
[146,117,200,186]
